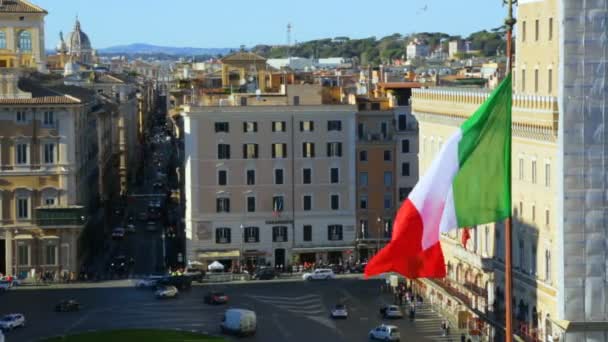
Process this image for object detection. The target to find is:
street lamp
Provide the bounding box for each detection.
[240,224,244,271]
[376,217,382,255]
[161,232,166,272]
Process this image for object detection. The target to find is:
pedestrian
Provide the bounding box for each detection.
[461,333,466,342]
[441,321,446,336]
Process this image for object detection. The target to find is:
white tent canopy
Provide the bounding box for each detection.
[208,261,225,271]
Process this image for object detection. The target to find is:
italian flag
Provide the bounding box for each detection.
[365,75,512,278]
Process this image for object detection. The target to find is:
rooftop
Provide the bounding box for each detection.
[0,0,47,14]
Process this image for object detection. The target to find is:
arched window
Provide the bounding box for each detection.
[18,31,32,51]
[0,31,6,49]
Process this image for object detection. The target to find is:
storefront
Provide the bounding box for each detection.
[292,246,355,266]
[197,250,240,270]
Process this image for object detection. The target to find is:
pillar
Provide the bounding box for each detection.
[221,64,229,88]
[5,230,12,276]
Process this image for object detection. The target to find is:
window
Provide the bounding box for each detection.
[518,239,525,269]
[518,158,524,180]
[545,250,551,281]
[531,245,537,276]
[330,168,339,184]
[247,196,256,212]
[246,170,255,185]
[521,69,526,92]
[216,198,230,213]
[243,144,259,159]
[398,115,407,131]
[272,121,286,132]
[326,142,342,157]
[303,225,312,241]
[0,32,5,49]
[359,150,367,161]
[45,245,57,265]
[548,18,553,41]
[359,172,368,186]
[218,170,227,186]
[383,219,393,238]
[327,120,342,131]
[384,171,393,187]
[243,121,258,133]
[244,227,259,243]
[380,122,388,137]
[401,163,410,176]
[273,226,288,242]
[484,226,490,256]
[383,150,392,161]
[328,225,343,241]
[44,197,55,206]
[545,209,550,226]
[399,187,412,201]
[548,69,553,94]
[43,111,54,126]
[303,195,312,211]
[534,69,539,93]
[17,245,28,266]
[358,123,365,139]
[217,144,231,159]
[545,163,551,187]
[272,196,284,214]
[18,31,31,51]
[272,143,287,158]
[360,220,369,238]
[274,169,284,185]
[302,168,312,184]
[16,143,28,164]
[522,21,527,42]
[300,121,314,132]
[302,142,315,158]
[44,143,55,164]
[215,122,229,133]
[17,197,29,219]
[401,140,410,153]
[535,19,539,41]
[531,160,537,184]
[216,228,231,244]
[384,194,392,209]
[360,195,368,209]
[330,195,339,210]
[16,111,27,123]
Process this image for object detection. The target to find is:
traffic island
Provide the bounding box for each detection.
[41,329,225,342]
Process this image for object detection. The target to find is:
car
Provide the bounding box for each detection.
[369,324,400,341]
[113,207,125,217]
[220,309,256,336]
[135,276,164,288]
[157,275,192,291]
[155,285,178,299]
[126,224,136,233]
[380,305,403,319]
[109,255,132,274]
[111,227,126,239]
[204,291,229,305]
[0,314,25,331]
[153,182,164,189]
[302,268,336,280]
[0,281,11,292]
[349,263,367,274]
[146,221,158,232]
[55,300,81,312]
[330,304,348,319]
[252,268,276,280]
[137,211,148,221]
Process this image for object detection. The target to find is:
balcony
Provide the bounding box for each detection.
[35,206,87,228]
[357,133,394,143]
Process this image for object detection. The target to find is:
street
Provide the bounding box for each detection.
[2,278,465,342]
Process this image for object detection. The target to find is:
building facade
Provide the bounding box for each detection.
[183,99,357,270]
[0,0,47,72]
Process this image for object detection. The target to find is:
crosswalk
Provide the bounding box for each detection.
[246,293,336,330]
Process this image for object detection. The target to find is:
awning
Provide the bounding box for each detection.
[41,235,60,240]
[292,246,354,253]
[14,234,34,240]
[243,250,266,256]
[198,250,240,259]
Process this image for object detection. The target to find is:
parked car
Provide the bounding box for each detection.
[109,255,132,275]
[252,268,276,280]
[126,224,136,233]
[153,181,164,189]
[146,221,158,232]
[369,324,400,341]
[220,309,256,337]
[330,304,348,319]
[380,305,403,319]
[302,268,336,281]
[157,275,192,291]
[0,281,11,292]
[0,314,25,331]
[111,227,126,239]
[137,211,148,221]
[135,276,164,288]
[55,300,81,312]
[204,291,229,305]
[155,285,178,299]
[349,263,367,274]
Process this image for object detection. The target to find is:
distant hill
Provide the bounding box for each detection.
[98,43,234,56]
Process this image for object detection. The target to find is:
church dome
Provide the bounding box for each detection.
[67,19,92,53]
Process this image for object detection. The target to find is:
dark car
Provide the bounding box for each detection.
[252,268,276,280]
[109,255,133,275]
[157,275,192,291]
[349,263,367,274]
[204,291,229,305]
[55,300,81,312]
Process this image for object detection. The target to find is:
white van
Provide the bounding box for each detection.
[220,309,256,336]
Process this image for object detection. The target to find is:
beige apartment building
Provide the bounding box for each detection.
[183,89,357,269]
[0,0,47,72]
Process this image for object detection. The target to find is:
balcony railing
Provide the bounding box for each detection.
[35,206,87,227]
[357,133,394,143]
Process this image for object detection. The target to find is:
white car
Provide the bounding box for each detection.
[380,305,403,319]
[155,285,178,299]
[369,325,400,341]
[135,276,163,288]
[302,269,335,280]
[330,304,348,319]
[0,314,25,331]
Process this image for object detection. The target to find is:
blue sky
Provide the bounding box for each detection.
[34,0,508,49]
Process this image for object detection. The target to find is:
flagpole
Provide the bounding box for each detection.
[504,1,516,341]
